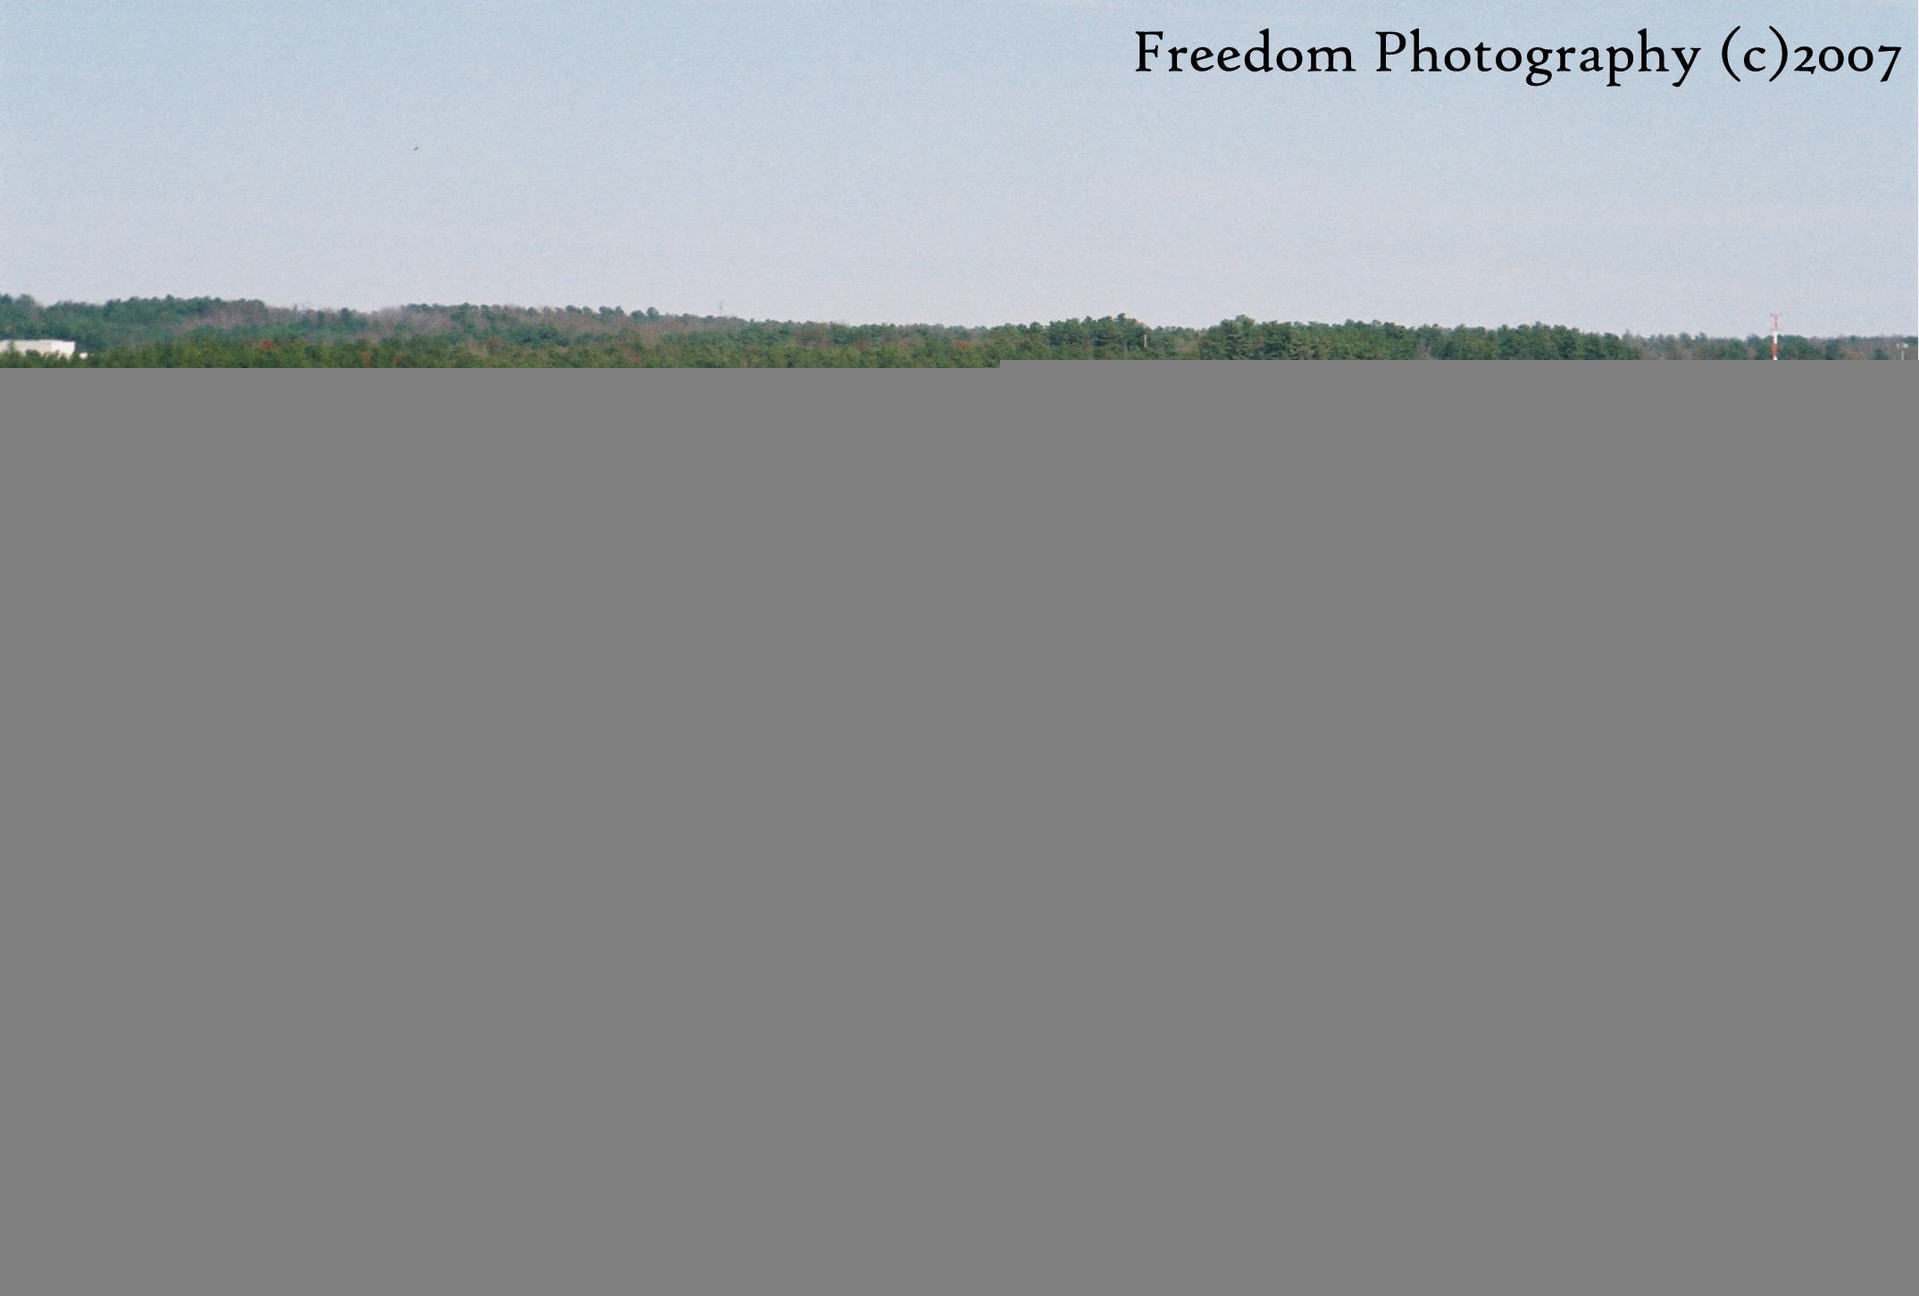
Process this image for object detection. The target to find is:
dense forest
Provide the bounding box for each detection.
[3,295,1912,366]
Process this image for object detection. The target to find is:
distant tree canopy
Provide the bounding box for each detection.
[3,294,1910,367]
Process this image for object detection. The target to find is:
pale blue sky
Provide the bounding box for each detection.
[4,0,1914,333]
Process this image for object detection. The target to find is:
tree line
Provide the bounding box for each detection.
[4,295,1911,366]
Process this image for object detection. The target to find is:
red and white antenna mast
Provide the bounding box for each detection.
[1771,311,1780,361]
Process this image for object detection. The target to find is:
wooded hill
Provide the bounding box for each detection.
[3,295,1911,366]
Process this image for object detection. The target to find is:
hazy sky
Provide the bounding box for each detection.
[5,0,1914,333]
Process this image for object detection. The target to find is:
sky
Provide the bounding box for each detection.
[3,0,1915,335]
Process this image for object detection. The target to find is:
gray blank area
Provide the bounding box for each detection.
[1,366,1911,1296]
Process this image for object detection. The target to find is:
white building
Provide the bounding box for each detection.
[2,339,80,358]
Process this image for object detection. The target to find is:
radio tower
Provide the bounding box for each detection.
[1771,311,1780,361]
